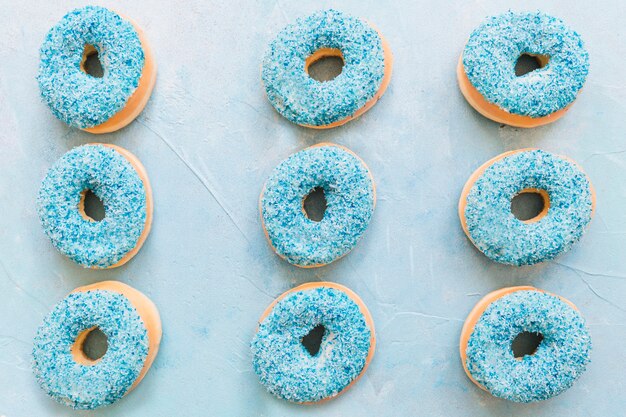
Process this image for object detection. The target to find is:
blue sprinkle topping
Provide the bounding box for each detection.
[37,6,144,128]
[261,145,375,267]
[37,145,148,268]
[32,290,149,409]
[262,9,386,126]
[463,11,589,117]
[251,286,372,403]
[464,150,593,265]
[466,290,591,402]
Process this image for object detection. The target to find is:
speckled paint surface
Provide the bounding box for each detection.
[0,1,625,416]
[32,290,149,409]
[465,290,591,403]
[251,286,371,403]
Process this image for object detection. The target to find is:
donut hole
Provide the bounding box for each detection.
[302,187,327,222]
[72,326,108,365]
[79,189,106,222]
[305,48,344,82]
[512,331,544,358]
[81,44,104,78]
[515,53,549,77]
[511,189,550,223]
[301,324,326,356]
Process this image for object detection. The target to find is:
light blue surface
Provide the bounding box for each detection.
[0,1,625,416]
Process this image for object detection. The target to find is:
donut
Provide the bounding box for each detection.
[459,149,595,265]
[260,143,375,267]
[262,9,393,128]
[32,281,162,409]
[458,11,589,127]
[37,6,156,133]
[251,282,375,403]
[37,144,153,269]
[459,286,591,402]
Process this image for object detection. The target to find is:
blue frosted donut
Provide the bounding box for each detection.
[459,11,589,125]
[460,149,594,265]
[262,9,392,127]
[37,144,152,268]
[37,6,154,131]
[32,282,161,409]
[261,144,375,267]
[462,288,591,402]
[251,283,374,403]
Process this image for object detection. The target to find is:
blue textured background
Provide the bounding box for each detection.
[1,0,625,415]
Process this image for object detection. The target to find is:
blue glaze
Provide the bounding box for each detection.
[37,145,148,268]
[464,149,593,265]
[32,290,149,409]
[251,286,372,403]
[37,6,144,128]
[463,11,589,117]
[466,290,591,402]
[262,9,386,126]
[261,145,375,267]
